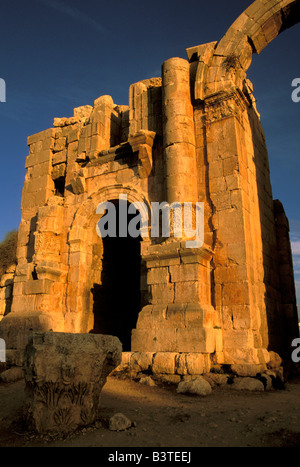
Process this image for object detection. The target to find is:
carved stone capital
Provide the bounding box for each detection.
[23,331,122,434]
[204,88,248,123]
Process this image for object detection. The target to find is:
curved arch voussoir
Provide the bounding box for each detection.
[68,185,151,243]
[206,0,300,96]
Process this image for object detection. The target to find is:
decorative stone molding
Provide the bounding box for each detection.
[204,88,248,123]
[128,130,156,178]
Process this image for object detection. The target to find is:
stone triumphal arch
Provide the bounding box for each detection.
[0,0,299,376]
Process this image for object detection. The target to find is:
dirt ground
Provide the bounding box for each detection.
[1,374,300,448]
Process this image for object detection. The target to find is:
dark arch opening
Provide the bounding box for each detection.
[91,199,142,351]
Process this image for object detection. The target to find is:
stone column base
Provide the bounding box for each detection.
[113,349,274,380]
[132,303,222,353]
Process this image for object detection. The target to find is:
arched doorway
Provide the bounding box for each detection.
[91,199,142,351]
[67,185,151,344]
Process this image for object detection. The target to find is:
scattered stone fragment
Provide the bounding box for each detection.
[267,351,282,369]
[258,373,273,391]
[203,373,228,387]
[109,413,132,432]
[0,366,24,383]
[139,376,156,386]
[177,377,212,396]
[209,422,218,428]
[155,374,181,385]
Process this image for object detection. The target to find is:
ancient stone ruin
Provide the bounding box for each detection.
[0,0,299,380]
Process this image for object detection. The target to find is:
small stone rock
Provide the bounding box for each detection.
[203,373,228,387]
[209,422,218,428]
[259,373,273,391]
[139,376,156,386]
[156,374,181,385]
[232,377,264,392]
[177,377,212,396]
[0,366,24,383]
[109,413,132,432]
[267,351,282,369]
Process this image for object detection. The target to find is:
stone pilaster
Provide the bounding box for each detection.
[202,88,270,366]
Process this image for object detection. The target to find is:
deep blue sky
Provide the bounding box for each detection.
[0,0,299,306]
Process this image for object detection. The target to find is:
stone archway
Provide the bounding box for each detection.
[66,185,151,349]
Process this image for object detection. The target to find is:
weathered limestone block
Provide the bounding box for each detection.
[185,353,211,375]
[129,352,154,373]
[152,352,177,374]
[232,377,265,392]
[129,78,162,137]
[53,136,67,153]
[147,266,169,285]
[150,283,174,304]
[177,353,213,376]
[175,327,220,353]
[73,105,93,120]
[230,363,266,377]
[83,95,120,159]
[52,149,67,165]
[70,175,86,195]
[23,332,122,434]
